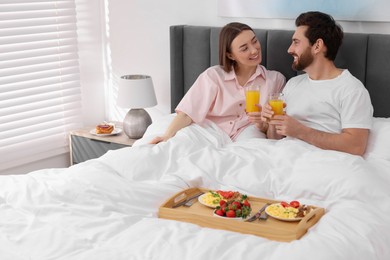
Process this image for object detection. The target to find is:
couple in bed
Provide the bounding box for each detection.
[151,11,373,156]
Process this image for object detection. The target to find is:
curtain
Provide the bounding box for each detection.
[0,0,82,172]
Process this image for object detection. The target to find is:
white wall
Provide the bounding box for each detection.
[11,0,390,175]
[106,0,390,120]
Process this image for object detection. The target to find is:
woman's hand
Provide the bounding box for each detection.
[149,136,167,144]
[247,105,268,133]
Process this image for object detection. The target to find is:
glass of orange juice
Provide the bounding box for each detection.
[245,85,260,112]
[269,93,284,115]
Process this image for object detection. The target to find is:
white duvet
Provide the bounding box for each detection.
[1,115,390,260]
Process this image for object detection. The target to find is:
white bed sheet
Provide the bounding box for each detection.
[1,116,390,260]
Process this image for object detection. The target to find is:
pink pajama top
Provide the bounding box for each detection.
[176,65,286,140]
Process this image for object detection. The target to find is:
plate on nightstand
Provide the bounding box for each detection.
[89,128,122,136]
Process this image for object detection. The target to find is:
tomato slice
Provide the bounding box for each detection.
[217,190,226,198]
[217,190,234,199]
[280,201,290,208]
[290,200,300,208]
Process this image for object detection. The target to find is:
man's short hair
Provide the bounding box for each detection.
[295,11,343,61]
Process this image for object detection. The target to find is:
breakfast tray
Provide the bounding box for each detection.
[158,187,325,242]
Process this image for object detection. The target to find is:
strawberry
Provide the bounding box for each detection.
[226,209,236,218]
[235,209,242,218]
[228,204,236,210]
[231,201,241,209]
[215,209,224,216]
[212,191,252,219]
[241,206,251,218]
[221,205,228,214]
[242,199,250,208]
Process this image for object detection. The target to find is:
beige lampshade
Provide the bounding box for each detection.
[117,75,157,108]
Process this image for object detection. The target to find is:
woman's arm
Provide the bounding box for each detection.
[247,110,267,133]
[149,112,193,144]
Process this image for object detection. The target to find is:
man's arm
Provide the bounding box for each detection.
[270,115,369,156]
[297,127,369,156]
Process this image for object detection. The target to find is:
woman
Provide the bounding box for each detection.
[150,22,285,144]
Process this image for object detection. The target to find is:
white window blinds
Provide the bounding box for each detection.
[0,0,82,172]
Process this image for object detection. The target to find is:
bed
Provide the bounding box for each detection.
[1,25,390,260]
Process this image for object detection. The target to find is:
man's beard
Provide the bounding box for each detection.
[291,47,313,71]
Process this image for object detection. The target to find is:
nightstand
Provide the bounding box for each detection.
[69,126,138,165]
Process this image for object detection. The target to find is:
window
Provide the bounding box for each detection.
[0,0,82,172]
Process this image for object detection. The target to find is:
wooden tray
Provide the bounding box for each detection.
[158,187,325,242]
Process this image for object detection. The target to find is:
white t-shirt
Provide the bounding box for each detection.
[283,70,373,133]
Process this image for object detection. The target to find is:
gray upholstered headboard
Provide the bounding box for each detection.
[170,25,390,118]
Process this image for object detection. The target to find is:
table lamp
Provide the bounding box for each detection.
[117,75,157,139]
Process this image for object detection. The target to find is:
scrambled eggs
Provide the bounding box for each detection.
[266,203,299,219]
[201,192,222,207]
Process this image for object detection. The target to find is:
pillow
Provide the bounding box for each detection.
[364,117,390,160]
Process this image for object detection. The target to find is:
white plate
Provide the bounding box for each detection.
[89,128,122,136]
[198,193,220,208]
[265,203,303,222]
[213,210,246,221]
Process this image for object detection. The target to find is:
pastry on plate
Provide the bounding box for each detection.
[96,124,114,134]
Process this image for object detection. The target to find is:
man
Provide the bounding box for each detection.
[262,11,373,156]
